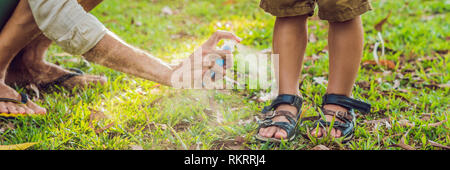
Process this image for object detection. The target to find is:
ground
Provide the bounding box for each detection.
[0,0,448,150]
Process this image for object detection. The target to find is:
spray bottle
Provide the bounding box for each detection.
[211,40,237,79]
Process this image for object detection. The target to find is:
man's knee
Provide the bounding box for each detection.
[77,0,103,12]
[28,0,107,55]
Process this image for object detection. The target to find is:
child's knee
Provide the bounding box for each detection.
[276,14,309,22]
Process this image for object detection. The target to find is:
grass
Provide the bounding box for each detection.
[0,0,448,150]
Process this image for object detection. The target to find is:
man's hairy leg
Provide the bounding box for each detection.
[6,0,107,89]
[0,0,46,115]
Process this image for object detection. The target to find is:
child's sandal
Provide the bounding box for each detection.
[311,94,371,143]
[255,94,303,143]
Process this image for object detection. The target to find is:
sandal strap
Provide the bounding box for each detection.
[263,110,297,125]
[39,72,81,90]
[67,68,84,74]
[262,94,303,115]
[39,67,84,90]
[0,93,28,104]
[322,94,371,114]
[321,108,354,123]
[315,119,354,137]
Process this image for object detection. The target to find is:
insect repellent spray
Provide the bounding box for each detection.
[211,40,237,79]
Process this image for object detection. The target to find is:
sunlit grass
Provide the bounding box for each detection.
[0,0,448,150]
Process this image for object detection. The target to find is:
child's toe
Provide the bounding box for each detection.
[274,129,287,139]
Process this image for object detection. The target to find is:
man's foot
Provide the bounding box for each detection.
[5,51,107,90]
[0,82,46,115]
[310,104,348,138]
[258,104,299,139]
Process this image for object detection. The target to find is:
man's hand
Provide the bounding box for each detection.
[170,31,241,89]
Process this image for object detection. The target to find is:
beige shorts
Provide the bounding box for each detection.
[260,0,372,22]
[28,0,106,55]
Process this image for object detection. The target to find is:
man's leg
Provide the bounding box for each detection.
[311,16,365,138]
[6,0,106,89]
[0,0,46,114]
[258,15,308,139]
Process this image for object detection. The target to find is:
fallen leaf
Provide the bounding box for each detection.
[362,60,396,70]
[422,119,447,128]
[223,0,236,5]
[356,81,370,89]
[420,113,432,121]
[311,145,330,150]
[428,140,450,150]
[0,142,38,150]
[203,108,213,115]
[397,119,415,127]
[234,136,245,144]
[390,130,415,150]
[375,12,391,32]
[95,122,115,134]
[88,109,108,129]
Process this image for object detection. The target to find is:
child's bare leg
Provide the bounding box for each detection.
[311,16,364,138]
[258,15,308,139]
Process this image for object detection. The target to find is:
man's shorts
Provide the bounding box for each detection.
[28,0,107,55]
[260,0,372,22]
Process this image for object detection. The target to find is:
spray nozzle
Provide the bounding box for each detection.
[211,40,237,79]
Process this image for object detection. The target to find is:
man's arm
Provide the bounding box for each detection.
[27,0,241,87]
[83,30,241,87]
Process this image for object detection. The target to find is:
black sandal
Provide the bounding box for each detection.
[310,94,371,143]
[255,94,303,143]
[38,68,84,90]
[0,92,34,118]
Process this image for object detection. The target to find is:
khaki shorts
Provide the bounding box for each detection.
[28,0,107,55]
[260,0,372,22]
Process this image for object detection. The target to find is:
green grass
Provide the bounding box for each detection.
[1,0,448,150]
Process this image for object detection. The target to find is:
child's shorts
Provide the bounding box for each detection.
[260,0,372,22]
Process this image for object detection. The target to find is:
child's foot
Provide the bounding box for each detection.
[310,104,348,138]
[258,104,299,139]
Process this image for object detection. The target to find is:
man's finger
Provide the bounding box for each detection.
[205,30,242,46]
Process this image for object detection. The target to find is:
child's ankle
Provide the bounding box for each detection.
[323,104,348,112]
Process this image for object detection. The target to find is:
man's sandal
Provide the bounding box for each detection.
[255,94,303,143]
[310,94,371,143]
[38,68,84,90]
[0,92,34,118]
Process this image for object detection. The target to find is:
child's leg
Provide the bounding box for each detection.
[311,16,364,138]
[258,15,308,139]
